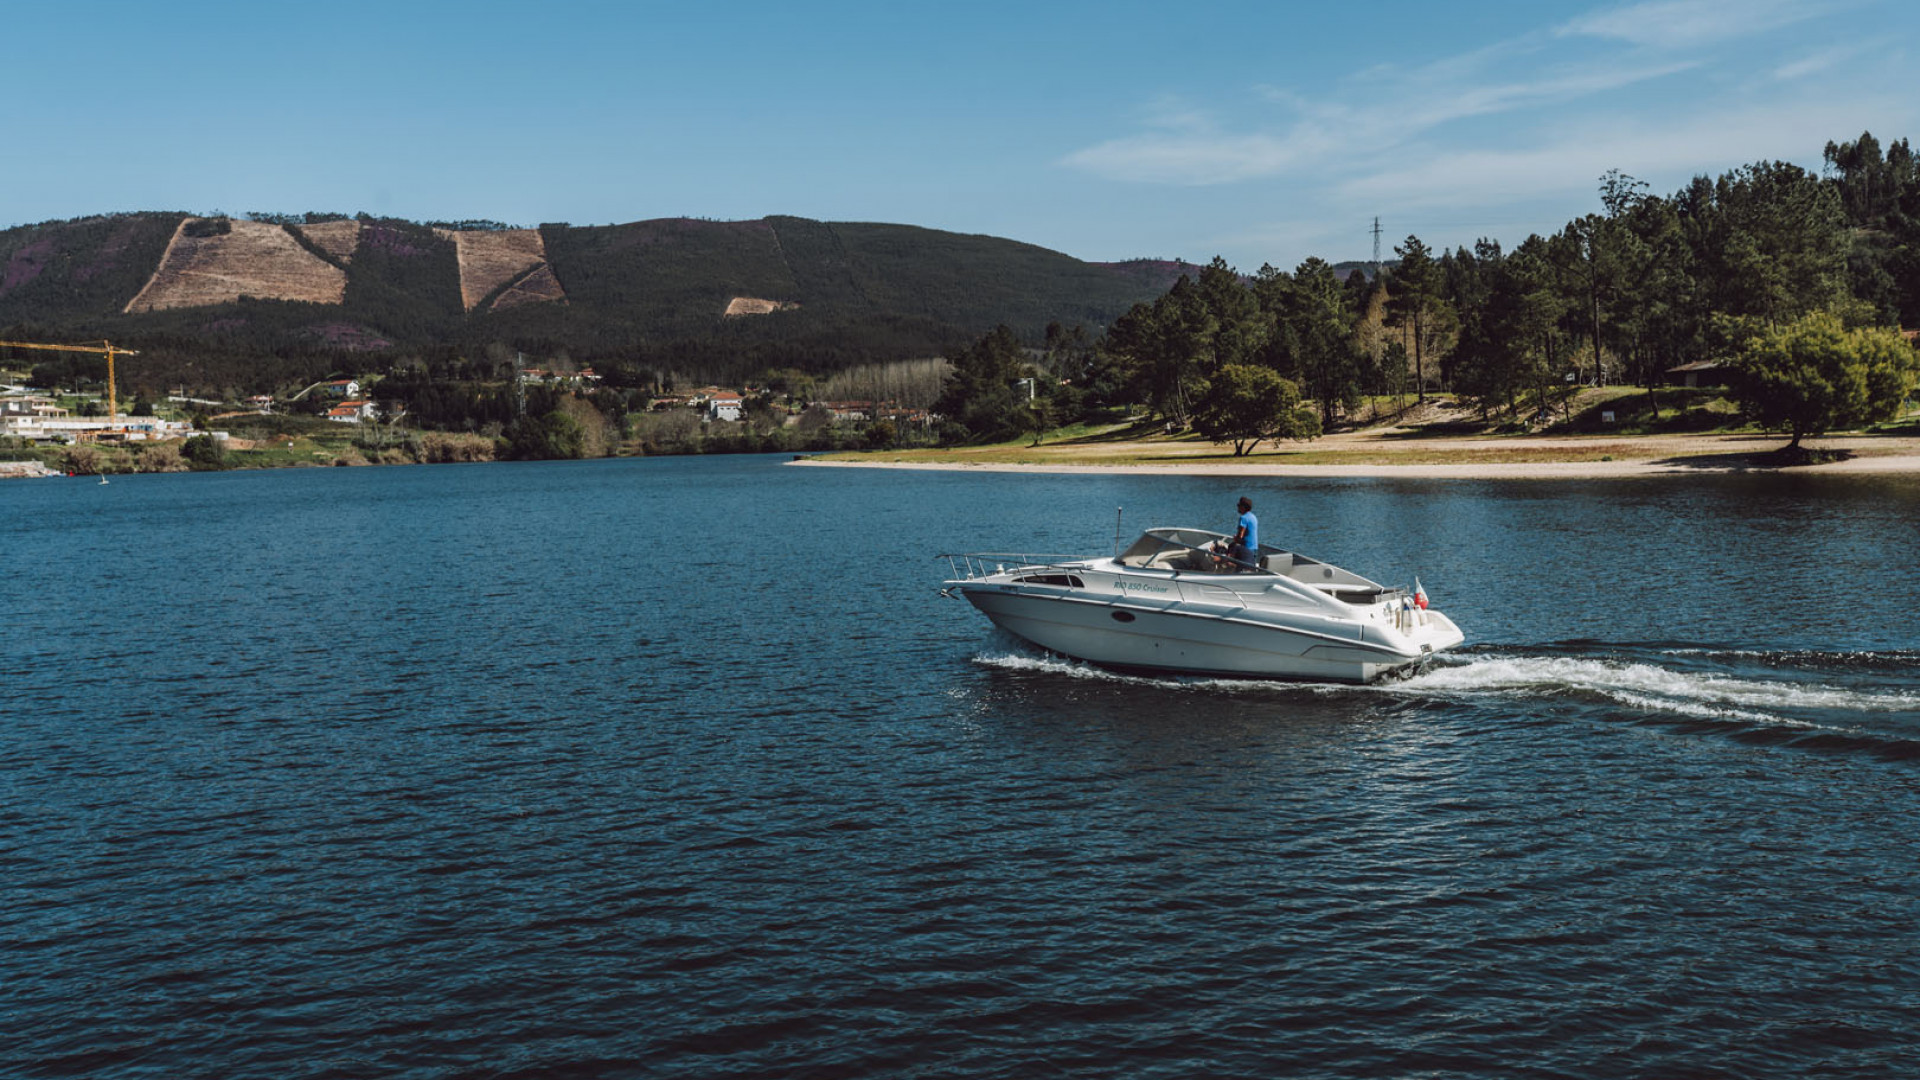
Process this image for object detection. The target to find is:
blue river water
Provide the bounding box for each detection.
[5,455,1919,1078]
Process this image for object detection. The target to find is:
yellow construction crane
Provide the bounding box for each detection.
[0,339,139,428]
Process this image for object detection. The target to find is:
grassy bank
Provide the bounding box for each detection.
[810,388,1920,471]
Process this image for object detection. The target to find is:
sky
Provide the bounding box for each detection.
[4,0,1915,270]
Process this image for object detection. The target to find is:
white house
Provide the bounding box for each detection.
[326,399,379,423]
[708,395,743,422]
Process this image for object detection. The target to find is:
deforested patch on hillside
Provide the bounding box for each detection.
[295,219,361,264]
[438,228,564,311]
[490,264,567,311]
[125,217,347,313]
[724,297,798,316]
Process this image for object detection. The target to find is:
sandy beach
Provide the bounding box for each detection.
[791,429,1920,480]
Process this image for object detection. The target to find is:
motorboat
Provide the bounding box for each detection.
[940,526,1465,683]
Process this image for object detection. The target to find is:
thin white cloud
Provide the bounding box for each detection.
[1065,59,1693,185]
[1338,96,1919,212]
[1057,0,1897,267]
[1773,44,1865,79]
[1063,130,1328,186]
[1557,0,1827,49]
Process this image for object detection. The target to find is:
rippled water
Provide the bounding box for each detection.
[5,457,1920,1078]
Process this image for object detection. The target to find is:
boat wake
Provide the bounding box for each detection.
[1393,653,1920,723]
[971,645,1920,749]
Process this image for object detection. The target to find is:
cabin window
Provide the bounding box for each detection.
[1111,610,1136,623]
[1015,574,1084,588]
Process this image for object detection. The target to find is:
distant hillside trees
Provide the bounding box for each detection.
[923,135,1919,445]
[1449,237,1573,418]
[817,358,951,408]
[6,134,1918,443]
[934,325,1028,442]
[1419,146,1912,429]
[1085,259,1269,428]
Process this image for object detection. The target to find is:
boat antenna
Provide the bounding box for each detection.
[1113,506,1124,558]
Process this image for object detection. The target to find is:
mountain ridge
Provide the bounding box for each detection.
[0,211,1199,392]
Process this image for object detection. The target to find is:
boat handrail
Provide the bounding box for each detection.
[938,553,1090,580]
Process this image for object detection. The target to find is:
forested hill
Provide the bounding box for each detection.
[0,212,1197,392]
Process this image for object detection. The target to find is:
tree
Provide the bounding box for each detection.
[1824,131,1918,227]
[1258,259,1364,428]
[795,403,833,433]
[1551,179,1637,386]
[1041,321,1093,388]
[934,325,1026,442]
[1680,161,1849,329]
[1025,394,1054,446]
[1194,256,1265,374]
[1192,364,1321,456]
[507,409,587,459]
[1388,236,1451,400]
[1728,312,1919,449]
[1610,190,1701,397]
[182,434,225,469]
[59,445,105,475]
[1140,275,1218,426]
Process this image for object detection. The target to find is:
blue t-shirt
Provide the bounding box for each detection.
[1237,510,1258,551]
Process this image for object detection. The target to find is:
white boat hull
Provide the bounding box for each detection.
[961,587,1460,684]
[943,528,1465,684]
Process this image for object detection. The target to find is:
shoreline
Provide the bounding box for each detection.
[790,457,1920,479]
[789,432,1920,480]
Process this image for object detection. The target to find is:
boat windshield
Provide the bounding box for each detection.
[1114,528,1269,572]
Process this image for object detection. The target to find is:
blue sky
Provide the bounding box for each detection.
[4,0,1914,270]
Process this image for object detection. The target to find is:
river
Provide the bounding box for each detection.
[5,456,1919,1077]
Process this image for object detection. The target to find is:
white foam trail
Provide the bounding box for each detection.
[1395,655,1920,723]
[974,650,1920,724]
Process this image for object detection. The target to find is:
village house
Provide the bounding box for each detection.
[877,406,933,429]
[326,399,379,424]
[821,400,875,422]
[319,379,361,398]
[519,368,604,387]
[707,394,743,422]
[1665,360,1724,388]
[0,395,67,422]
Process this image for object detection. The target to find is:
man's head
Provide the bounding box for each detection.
[1238,497,1252,513]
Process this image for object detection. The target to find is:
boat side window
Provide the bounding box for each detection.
[1015,574,1085,588]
